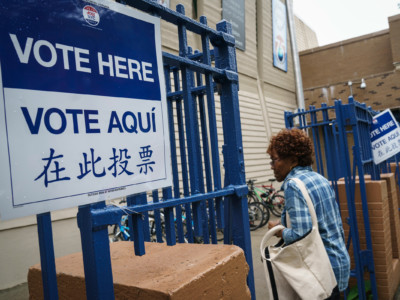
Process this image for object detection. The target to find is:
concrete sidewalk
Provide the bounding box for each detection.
[0,282,28,300]
[251,223,272,299]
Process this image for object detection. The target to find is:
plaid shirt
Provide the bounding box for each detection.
[281,166,350,292]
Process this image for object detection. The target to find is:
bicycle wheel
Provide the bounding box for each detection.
[111,224,121,242]
[216,228,224,242]
[248,194,270,226]
[258,201,270,227]
[270,194,285,217]
[247,193,258,204]
[248,202,264,231]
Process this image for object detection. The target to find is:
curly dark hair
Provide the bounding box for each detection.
[267,128,313,166]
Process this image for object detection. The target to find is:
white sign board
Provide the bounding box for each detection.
[370,109,400,164]
[0,0,172,220]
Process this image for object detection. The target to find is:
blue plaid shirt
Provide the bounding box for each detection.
[281,166,350,292]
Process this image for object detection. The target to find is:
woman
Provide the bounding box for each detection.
[267,128,350,299]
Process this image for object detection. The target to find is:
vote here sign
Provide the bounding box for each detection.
[0,0,172,220]
[370,109,400,165]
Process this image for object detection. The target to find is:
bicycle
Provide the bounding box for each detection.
[112,214,131,241]
[110,199,161,242]
[111,200,224,243]
[247,179,285,223]
[260,179,285,217]
[111,210,160,242]
[248,201,265,231]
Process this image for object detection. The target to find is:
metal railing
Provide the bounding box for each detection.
[36,1,255,299]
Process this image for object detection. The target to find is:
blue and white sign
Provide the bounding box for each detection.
[0,0,172,220]
[272,0,287,72]
[370,109,400,164]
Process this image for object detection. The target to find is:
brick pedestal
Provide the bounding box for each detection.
[390,163,400,223]
[337,175,400,300]
[28,242,251,299]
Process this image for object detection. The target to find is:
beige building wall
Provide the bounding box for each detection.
[294,16,319,51]
[0,0,300,290]
[0,209,82,290]
[159,0,299,184]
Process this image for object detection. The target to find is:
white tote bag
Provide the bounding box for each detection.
[260,178,337,300]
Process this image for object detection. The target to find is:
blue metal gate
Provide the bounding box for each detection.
[285,96,381,300]
[35,1,255,299]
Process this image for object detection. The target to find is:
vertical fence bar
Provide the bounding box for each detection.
[127,193,147,254]
[162,187,176,245]
[196,68,217,243]
[298,108,306,128]
[284,111,293,128]
[187,47,209,244]
[173,68,194,243]
[77,203,114,299]
[215,19,255,300]
[157,64,177,246]
[321,104,340,181]
[177,4,203,238]
[36,212,59,300]
[165,65,185,243]
[200,16,224,231]
[309,106,325,176]
[151,190,164,243]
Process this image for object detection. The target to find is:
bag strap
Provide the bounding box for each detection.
[289,178,318,230]
[264,247,280,300]
[259,177,318,261]
[260,225,285,260]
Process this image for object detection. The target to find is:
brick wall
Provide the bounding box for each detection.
[299,14,400,113]
[337,175,400,299]
[389,14,400,66]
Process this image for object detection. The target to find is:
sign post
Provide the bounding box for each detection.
[0,0,172,220]
[370,109,400,164]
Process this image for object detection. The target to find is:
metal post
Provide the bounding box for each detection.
[215,19,256,300]
[36,212,59,300]
[77,203,114,299]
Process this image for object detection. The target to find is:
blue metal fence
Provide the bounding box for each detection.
[36,1,255,299]
[285,96,381,300]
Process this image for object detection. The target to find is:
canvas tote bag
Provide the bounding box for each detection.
[260,177,337,300]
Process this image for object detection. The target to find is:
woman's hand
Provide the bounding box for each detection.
[268,219,280,230]
[268,220,283,238]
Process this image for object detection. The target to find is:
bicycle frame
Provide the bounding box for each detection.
[247,179,285,219]
[247,180,276,206]
[114,215,131,241]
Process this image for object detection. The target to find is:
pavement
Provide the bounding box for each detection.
[251,216,277,299]
[2,217,400,299]
[0,282,28,300]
